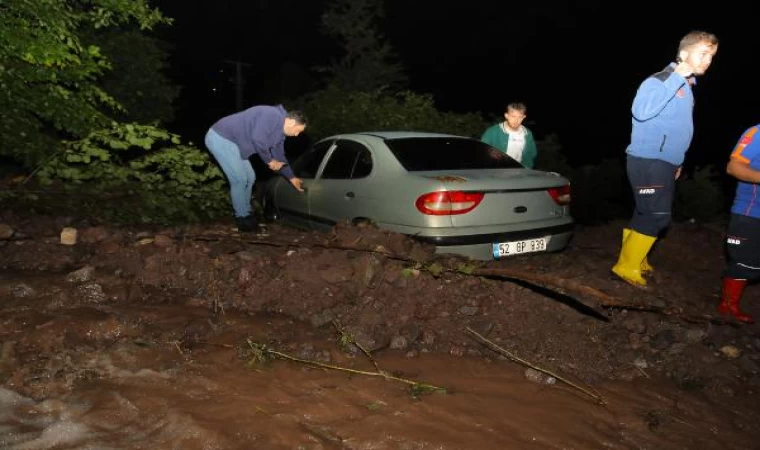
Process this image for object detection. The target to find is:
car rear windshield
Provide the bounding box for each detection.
[384,137,524,171]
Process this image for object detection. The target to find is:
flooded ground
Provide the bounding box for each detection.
[1,211,759,449]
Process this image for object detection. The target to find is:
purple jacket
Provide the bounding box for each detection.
[211,104,295,179]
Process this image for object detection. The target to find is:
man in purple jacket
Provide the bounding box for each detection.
[205,104,306,232]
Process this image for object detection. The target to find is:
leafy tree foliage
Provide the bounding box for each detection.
[37,123,228,224]
[0,1,215,224]
[0,0,170,167]
[84,28,180,125]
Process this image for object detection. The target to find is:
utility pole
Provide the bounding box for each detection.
[222,59,252,111]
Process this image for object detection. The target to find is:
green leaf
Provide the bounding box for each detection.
[426,263,444,278]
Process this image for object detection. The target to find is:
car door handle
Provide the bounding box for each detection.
[345,191,355,198]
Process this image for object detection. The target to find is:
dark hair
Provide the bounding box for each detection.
[506,102,527,114]
[287,110,308,126]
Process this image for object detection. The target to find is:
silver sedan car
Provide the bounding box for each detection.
[263,131,573,260]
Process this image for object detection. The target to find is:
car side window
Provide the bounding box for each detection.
[292,140,333,178]
[321,140,373,180]
[352,146,372,178]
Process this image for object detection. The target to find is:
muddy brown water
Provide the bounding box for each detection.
[1,215,760,449]
[0,283,754,449]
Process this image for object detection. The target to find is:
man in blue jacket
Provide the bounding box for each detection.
[717,124,760,323]
[205,104,306,232]
[613,31,718,287]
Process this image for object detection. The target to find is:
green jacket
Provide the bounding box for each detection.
[480,123,538,168]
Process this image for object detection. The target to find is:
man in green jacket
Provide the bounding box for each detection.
[481,102,538,168]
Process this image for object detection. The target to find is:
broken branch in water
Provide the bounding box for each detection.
[244,339,446,397]
[466,327,606,405]
[332,320,382,373]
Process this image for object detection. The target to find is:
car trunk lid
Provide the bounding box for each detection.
[415,169,569,227]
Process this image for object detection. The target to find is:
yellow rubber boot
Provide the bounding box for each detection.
[612,230,657,287]
[623,228,654,274]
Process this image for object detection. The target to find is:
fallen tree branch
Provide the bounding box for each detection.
[472,267,620,305]
[244,339,446,396]
[332,320,383,373]
[469,267,733,324]
[466,327,606,405]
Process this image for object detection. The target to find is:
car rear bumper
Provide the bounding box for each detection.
[411,223,574,261]
[434,231,573,260]
[412,223,574,247]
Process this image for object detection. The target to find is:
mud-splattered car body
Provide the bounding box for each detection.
[264,131,573,260]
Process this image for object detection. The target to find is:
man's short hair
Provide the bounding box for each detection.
[678,30,718,53]
[506,102,527,114]
[287,110,308,126]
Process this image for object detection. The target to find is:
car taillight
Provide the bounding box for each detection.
[415,191,484,215]
[547,185,571,205]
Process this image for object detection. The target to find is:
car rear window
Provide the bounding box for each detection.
[384,137,524,171]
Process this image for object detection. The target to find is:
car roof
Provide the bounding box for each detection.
[344,131,468,140]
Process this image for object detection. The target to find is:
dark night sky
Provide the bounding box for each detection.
[153,0,759,169]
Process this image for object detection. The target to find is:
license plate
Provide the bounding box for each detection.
[492,237,548,258]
